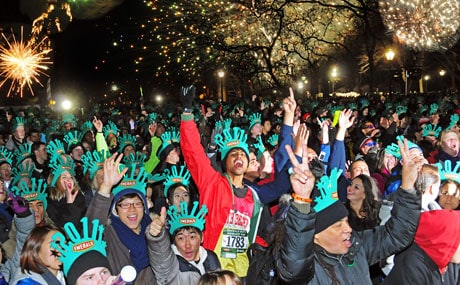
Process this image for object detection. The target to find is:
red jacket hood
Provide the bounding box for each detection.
[415,210,460,274]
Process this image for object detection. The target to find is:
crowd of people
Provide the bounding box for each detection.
[0,86,458,284]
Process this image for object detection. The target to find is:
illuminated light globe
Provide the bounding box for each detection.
[379,0,460,51]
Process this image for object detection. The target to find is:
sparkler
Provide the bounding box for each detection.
[0,28,53,97]
[379,0,460,51]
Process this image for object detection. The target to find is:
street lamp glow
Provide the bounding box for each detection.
[297,81,305,90]
[218,70,225,78]
[385,49,395,61]
[439,69,446,76]
[111,84,118,91]
[155,94,163,103]
[62,99,72,110]
[423,75,430,81]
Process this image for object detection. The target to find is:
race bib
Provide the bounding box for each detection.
[220,210,250,259]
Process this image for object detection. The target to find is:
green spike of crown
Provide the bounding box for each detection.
[168,201,208,235]
[64,130,83,151]
[123,152,147,172]
[80,121,93,134]
[51,217,107,275]
[429,103,439,115]
[81,150,110,180]
[267,133,279,147]
[313,168,343,212]
[49,155,76,187]
[418,104,428,114]
[158,130,180,156]
[163,165,191,197]
[102,121,119,138]
[253,136,266,160]
[223,118,232,130]
[436,160,460,185]
[12,117,25,130]
[62,114,76,124]
[112,166,147,197]
[395,105,408,115]
[396,135,420,150]
[148,112,158,125]
[248,113,262,130]
[11,161,34,186]
[0,146,13,166]
[117,134,137,153]
[422,124,442,138]
[47,139,67,163]
[384,143,401,160]
[11,178,48,210]
[447,114,459,130]
[348,102,358,111]
[215,127,249,160]
[14,143,32,165]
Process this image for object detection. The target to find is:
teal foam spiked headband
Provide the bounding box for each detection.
[436,160,460,185]
[51,217,107,275]
[118,134,137,153]
[163,165,191,197]
[64,130,83,152]
[11,178,48,210]
[248,113,262,130]
[158,130,180,157]
[13,143,32,166]
[447,114,459,130]
[102,121,119,138]
[80,121,93,134]
[215,127,249,160]
[11,161,34,186]
[81,150,111,180]
[422,124,442,138]
[12,117,25,130]
[123,152,147,172]
[314,167,343,212]
[62,113,77,124]
[168,201,208,236]
[47,139,66,163]
[49,155,76,187]
[0,146,13,166]
[112,166,148,198]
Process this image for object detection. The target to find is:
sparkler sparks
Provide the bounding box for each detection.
[379,0,460,51]
[0,28,53,97]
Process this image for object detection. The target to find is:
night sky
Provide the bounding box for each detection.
[0,0,155,106]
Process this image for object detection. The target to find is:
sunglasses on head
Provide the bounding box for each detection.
[364,141,376,147]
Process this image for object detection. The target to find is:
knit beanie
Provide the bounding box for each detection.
[67,251,110,285]
[315,200,348,233]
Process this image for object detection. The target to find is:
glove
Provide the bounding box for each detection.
[180,85,196,110]
[8,193,29,216]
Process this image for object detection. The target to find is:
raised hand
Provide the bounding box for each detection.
[149,207,167,237]
[100,153,128,195]
[286,144,315,199]
[180,85,196,110]
[7,193,29,215]
[399,138,425,190]
[92,116,103,133]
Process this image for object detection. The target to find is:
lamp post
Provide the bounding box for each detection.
[218,70,225,102]
[439,69,446,91]
[423,75,430,93]
[385,49,395,95]
[330,66,338,95]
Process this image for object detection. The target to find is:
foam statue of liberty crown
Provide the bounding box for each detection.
[429,103,439,115]
[49,155,76,187]
[396,135,420,151]
[64,130,83,152]
[81,149,111,180]
[248,113,262,130]
[148,112,158,125]
[163,164,191,197]
[422,123,442,138]
[118,134,137,153]
[51,217,107,277]
[214,127,250,160]
[447,114,459,130]
[348,102,358,111]
[11,178,48,210]
[267,133,279,147]
[314,168,343,212]
[435,160,460,185]
[11,161,34,186]
[123,152,147,172]
[395,105,408,116]
[62,113,77,125]
[112,166,149,214]
[158,129,180,157]
[80,121,94,135]
[168,201,208,235]
[253,136,266,159]
[0,146,13,166]
[102,121,119,138]
[12,116,26,131]
[13,143,32,166]
[46,139,67,163]
[384,143,402,160]
[418,104,429,115]
[215,118,232,133]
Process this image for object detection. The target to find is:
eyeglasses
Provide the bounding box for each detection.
[364,124,375,129]
[117,201,144,209]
